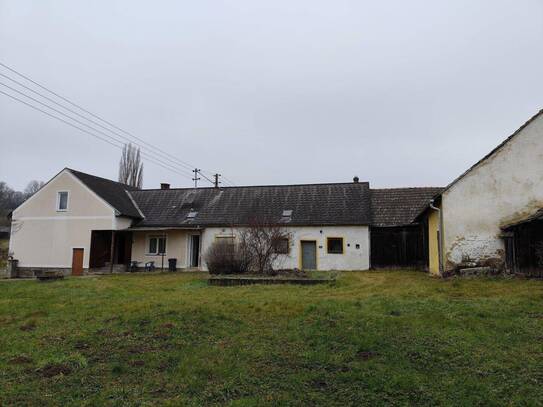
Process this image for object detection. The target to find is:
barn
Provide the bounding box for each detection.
[419,109,543,276]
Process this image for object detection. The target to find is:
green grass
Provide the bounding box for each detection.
[1,271,542,406]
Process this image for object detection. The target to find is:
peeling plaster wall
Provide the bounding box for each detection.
[442,114,543,271]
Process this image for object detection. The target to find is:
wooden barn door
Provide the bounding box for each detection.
[72,248,84,276]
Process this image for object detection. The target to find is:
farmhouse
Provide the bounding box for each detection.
[420,109,543,276]
[7,168,439,277]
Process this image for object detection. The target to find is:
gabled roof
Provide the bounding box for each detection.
[68,169,143,218]
[439,109,543,196]
[370,187,444,227]
[129,182,372,227]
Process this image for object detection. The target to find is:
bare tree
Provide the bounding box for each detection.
[118,143,144,188]
[239,217,292,274]
[0,182,24,213]
[24,180,45,197]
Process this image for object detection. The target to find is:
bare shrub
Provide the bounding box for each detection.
[239,217,292,275]
[204,239,250,275]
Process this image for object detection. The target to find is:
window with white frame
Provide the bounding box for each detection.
[148,235,167,255]
[57,191,69,211]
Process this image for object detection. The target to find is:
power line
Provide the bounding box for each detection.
[0,81,197,179]
[0,71,197,173]
[0,89,198,181]
[0,61,237,185]
[221,175,237,186]
[0,62,199,172]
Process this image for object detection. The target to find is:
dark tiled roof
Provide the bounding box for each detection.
[67,169,442,227]
[370,187,444,227]
[68,169,143,218]
[129,182,372,227]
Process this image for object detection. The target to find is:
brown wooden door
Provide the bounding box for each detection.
[72,248,84,276]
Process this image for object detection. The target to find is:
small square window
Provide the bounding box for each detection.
[327,237,344,254]
[57,191,68,211]
[272,237,289,254]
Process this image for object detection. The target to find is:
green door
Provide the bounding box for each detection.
[301,241,317,270]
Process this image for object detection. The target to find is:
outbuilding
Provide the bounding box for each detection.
[419,109,543,276]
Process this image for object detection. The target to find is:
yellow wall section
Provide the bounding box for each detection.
[428,210,440,275]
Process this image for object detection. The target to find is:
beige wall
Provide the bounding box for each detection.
[131,230,195,269]
[10,169,132,269]
[442,113,543,271]
[14,170,113,218]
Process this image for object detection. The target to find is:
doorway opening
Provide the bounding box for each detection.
[189,234,200,268]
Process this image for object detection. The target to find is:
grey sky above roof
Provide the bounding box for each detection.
[1,1,542,190]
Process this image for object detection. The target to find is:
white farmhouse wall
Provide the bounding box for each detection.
[9,169,132,269]
[200,225,370,271]
[442,113,543,271]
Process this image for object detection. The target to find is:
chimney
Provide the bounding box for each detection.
[353,176,359,183]
[160,183,170,190]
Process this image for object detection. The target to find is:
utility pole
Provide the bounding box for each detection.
[213,173,221,188]
[192,168,201,188]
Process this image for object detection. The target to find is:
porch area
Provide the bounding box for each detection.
[89,230,133,273]
[89,229,203,273]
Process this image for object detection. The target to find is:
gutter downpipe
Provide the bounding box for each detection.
[429,199,444,275]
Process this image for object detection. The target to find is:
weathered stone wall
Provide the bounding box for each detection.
[15,267,73,278]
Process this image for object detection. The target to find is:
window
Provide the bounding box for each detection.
[272,237,289,254]
[57,191,69,211]
[215,235,235,244]
[280,209,293,223]
[148,236,167,255]
[327,237,344,254]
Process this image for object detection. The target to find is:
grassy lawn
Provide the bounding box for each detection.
[1,272,543,406]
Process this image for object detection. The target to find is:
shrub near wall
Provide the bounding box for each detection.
[204,240,250,275]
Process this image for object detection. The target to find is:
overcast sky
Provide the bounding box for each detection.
[1,1,542,190]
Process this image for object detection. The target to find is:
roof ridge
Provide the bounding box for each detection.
[371,187,444,191]
[137,181,370,191]
[67,168,139,190]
